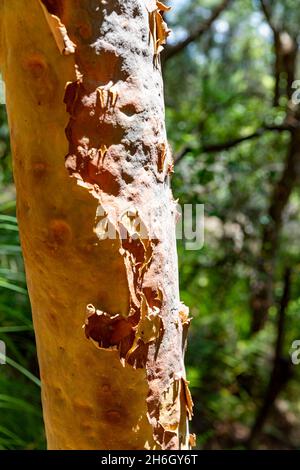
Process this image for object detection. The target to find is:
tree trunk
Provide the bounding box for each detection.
[0,0,192,450]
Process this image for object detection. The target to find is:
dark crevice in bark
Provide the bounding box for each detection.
[41,0,62,17]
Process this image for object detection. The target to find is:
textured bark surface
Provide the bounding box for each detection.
[0,0,192,449]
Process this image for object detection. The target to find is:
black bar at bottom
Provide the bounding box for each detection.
[0,450,298,467]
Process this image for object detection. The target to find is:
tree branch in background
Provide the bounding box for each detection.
[260,0,298,106]
[260,0,278,34]
[172,0,299,341]
[174,123,292,163]
[250,121,300,333]
[260,0,282,106]
[247,268,293,448]
[250,6,299,333]
[201,124,292,153]
[163,0,232,62]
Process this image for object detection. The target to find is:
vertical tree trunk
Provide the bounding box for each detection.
[0,0,193,450]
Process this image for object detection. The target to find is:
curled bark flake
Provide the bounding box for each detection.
[39,0,76,55]
[147,373,194,449]
[189,433,197,448]
[84,287,163,370]
[157,142,174,181]
[64,80,82,115]
[181,378,194,420]
[97,145,108,171]
[85,210,163,370]
[148,1,171,65]
[157,142,167,173]
[159,381,181,431]
[97,83,119,109]
[126,293,163,361]
[180,302,192,353]
[84,305,134,351]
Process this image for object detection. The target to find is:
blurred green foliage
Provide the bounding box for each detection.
[0,105,45,449]
[1,0,300,450]
[167,0,300,449]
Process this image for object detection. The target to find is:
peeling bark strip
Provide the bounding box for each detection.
[40,0,76,54]
[0,0,192,449]
[57,0,191,449]
[148,1,171,65]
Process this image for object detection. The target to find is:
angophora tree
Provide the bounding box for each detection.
[0,0,193,450]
